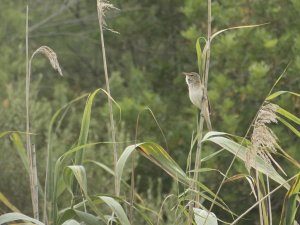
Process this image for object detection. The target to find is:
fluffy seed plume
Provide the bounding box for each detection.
[97,0,119,33]
[246,103,279,171]
[31,46,63,76]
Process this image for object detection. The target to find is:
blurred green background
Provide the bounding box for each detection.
[0,0,299,223]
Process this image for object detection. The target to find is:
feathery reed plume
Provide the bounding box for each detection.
[30,46,63,76]
[97,0,119,33]
[247,103,280,224]
[247,103,279,171]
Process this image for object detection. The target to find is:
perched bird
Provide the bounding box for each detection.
[183,72,212,131]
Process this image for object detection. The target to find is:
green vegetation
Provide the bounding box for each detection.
[0,0,299,224]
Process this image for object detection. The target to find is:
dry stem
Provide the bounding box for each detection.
[189,1,212,224]
[26,6,39,220]
[230,175,297,224]
[97,0,119,196]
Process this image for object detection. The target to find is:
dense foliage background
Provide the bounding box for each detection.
[0,0,299,224]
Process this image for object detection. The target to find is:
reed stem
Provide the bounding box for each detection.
[97,0,119,196]
[25,6,39,219]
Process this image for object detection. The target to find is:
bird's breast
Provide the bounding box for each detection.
[189,86,203,109]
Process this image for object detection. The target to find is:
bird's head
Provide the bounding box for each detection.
[182,72,201,86]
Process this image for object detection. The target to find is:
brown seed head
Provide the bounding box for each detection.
[31,46,63,76]
[97,0,119,33]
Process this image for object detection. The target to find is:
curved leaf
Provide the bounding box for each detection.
[10,133,44,198]
[74,90,99,165]
[117,143,189,186]
[61,219,81,225]
[11,132,30,174]
[99,196,131,225]
[45,94,88,225]
[71,89,119,199]
[116,144,136,190]
[64,165,88,195]
[280,173,300,225]
[210,23,268,41]
[62,165,106,222]
[58,209,104,225]
[0,212,45,225]
[193,208,218,225]
[196,37,205,74]
[0,131,29,139]
[202,133,289,189]
[74,88,121,165]
[277,106,300,125]
[139,142,189,184]
[277,117,300,138]
[0,192,20,212]
[266,91,300,101]
[74,209,104,225]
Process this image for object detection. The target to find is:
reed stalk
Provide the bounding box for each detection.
[188,1,212,224]
[192,0,212,207]
[25,6,39,220]
[96,0,119,196]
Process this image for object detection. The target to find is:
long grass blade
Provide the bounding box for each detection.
[51,142,111,224]
[266,64,290,97]
[193,208,218,225]
[279,173,300,225]
[63,165,106,222]
[276,145,300,169]
[139,142,189,184]
[210,23,269,41]
[74,90,100,166]
[44,94,88,224]
[0,131,30,139]
[277,106,300,125]
[61,219,81,225]
[58,209,104,225]
[0,192,20,213]
[116,143,189,189]
[277,117,300,138]
[74,88,120,166]
[99,196,131,225]
[0,212,45,225]
[266,91,300,101]
[202,133,290,189]
[231,175,298,224]
[64,166,88,196]
[116,144,138,191]
[11,132,30,173]
[71,88,120,197]
[196,37,205,75]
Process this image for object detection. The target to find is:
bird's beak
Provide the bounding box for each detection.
[182,72,188,76]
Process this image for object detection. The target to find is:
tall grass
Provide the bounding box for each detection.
[96,0,119,197]
[191,0,212,207]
